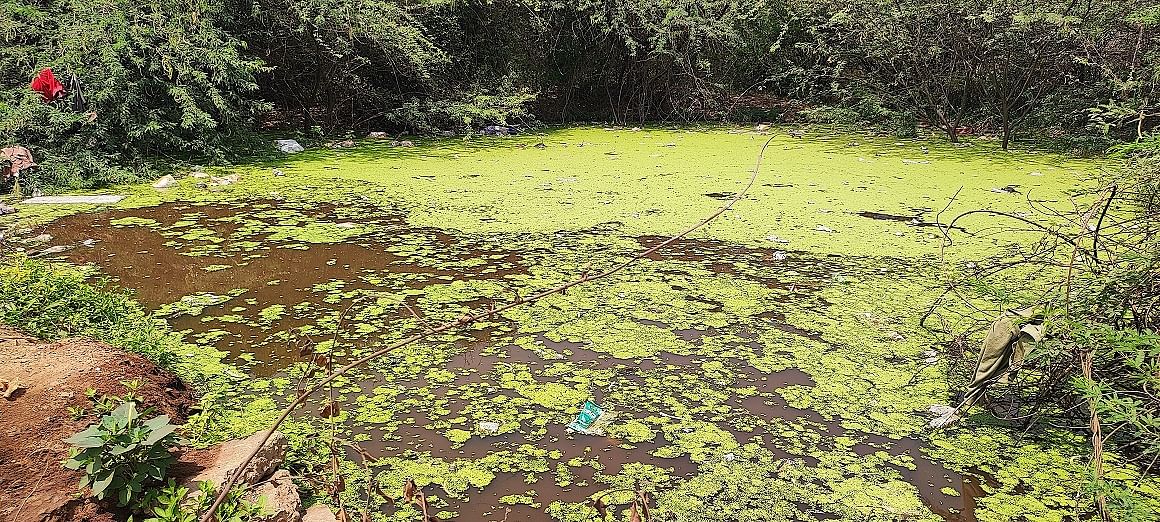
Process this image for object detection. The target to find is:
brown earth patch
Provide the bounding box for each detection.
[0,327,195,522]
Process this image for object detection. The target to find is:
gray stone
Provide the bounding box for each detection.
[152,175,177,189]
[275,139,304,153]
[38,245,74,255]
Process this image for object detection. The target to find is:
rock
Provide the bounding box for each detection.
[0,203,16,215]
[191,171,209,179]
[303,505,338,522]
[754,123,771,131]
[274,139,305,153]
[38,245,74,255]
[210,174,239,186]
[815,225,836,233]
[152,175,176,189]
[366,131,389,139]
[251,470,302,522]
[329,140,354,149]
[1,379,26,399]
[24,233,51,244]
[273,169,285,177]
[482,125,514,136]
[186,431,288,487]
[398,140,415,147]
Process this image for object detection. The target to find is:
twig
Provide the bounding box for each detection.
[945,209,1077,248]
[936,185,963,258]
[199,136,778,521]
[1090,184,1117,264]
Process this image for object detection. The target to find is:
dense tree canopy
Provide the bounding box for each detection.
[0,0,1157,183]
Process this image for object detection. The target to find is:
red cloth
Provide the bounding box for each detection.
[30,68,64,102]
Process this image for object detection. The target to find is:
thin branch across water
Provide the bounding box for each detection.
[199,136,778,521]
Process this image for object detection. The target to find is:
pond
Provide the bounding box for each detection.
[27,126,1108,521]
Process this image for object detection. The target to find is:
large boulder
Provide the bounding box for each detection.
[183,431,288,487]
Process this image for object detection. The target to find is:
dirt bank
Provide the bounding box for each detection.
[0,327,195,522]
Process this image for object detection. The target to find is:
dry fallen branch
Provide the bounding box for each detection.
[199,135,777,521]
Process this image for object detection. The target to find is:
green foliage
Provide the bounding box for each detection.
[935,133,1160,515]
[64,401,181,507]
[227,0,445,132]
[0,256,177,366]
[134,480,262,522]
[3,0,1157,190]
[0,0,267,190]
[391,84,537,133]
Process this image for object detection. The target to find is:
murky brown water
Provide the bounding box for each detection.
[39,202,991,521]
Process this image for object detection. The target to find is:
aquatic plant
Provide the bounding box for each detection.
[196,136,777,520]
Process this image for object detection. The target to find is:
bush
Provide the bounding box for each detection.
[391,84,538,133]
[0,256,177,367]
[136,480,263,522]
[0,0,267,191]
[64,401,180,507]
[931,139,1160,517]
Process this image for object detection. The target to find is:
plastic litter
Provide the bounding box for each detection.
[566,400,614,436]
[478,421,500,435]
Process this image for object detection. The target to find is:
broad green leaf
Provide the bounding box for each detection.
[92,471,114,497]
[143,424,178,446]
[142,415,172,431]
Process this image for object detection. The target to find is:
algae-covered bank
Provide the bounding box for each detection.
[8,127,1156,521]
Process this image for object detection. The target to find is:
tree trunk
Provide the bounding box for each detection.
[1001,105,1012,150]
[934,108,959,143]
[945,123,959,143]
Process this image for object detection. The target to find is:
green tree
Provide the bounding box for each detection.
[0,0,266,189]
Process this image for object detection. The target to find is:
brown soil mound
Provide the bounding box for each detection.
[0,327,195,522]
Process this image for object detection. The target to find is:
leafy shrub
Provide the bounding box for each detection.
[392,85,537,133]
[932,138,1160,517]
[64,401,181,507]
[134,480,263,522]
[0,0,267,191]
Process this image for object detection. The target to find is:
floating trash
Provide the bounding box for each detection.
[478,421,501,435]
[566,400,614,436]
